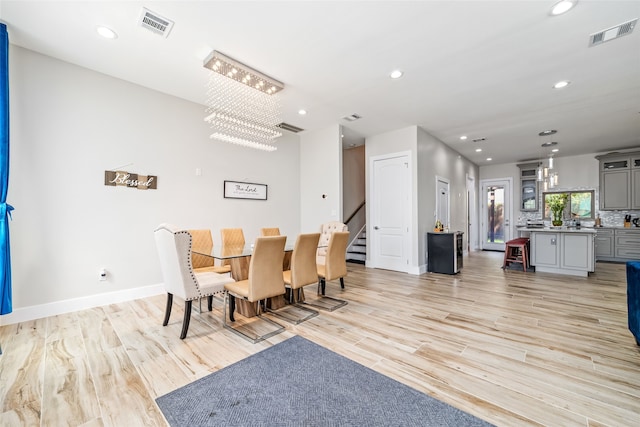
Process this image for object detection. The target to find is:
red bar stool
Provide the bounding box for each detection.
[503,237,530,272]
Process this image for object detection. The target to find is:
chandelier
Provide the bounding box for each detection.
[537,130,559,191]
[203,51,284,151]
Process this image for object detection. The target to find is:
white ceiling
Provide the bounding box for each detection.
[1,0,639,165]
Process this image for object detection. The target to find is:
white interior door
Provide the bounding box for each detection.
[436,177,450,228]
[480,179,512,251]
[370,153,410,272]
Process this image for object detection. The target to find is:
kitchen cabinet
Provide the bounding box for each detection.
[595,228,614,259]
[615,229,640,260]
[595,227,640,262]
[529,229,595,277]
[633,157,640,209]
[596,150,640,210]
[517,162,539,212]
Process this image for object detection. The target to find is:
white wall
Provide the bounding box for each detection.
[4,47,301,323]
[299,125,342,232]
[365,126,478,274]
[417,128,478,267]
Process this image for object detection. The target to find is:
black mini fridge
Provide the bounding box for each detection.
[427,231,463,274]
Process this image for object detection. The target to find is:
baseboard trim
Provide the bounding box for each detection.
[0,283,165,326]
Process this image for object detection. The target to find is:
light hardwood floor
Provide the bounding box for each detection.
[1,251,639,426]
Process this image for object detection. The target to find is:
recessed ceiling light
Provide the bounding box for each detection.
[390,70,403,79]
[541,141,559,147]
[96,26,118,39]
[486,157,492,161]
[550,0,578,16]
[552,148,559,152]
[460,136,468,140]
[298,109,307,115]
[475,148,482,152]
[553,80,571,89]
[538,129,557,136]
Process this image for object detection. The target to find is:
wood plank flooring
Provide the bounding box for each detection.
[1,250,639,426]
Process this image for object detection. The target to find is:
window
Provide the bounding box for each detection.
[543,190,595,220]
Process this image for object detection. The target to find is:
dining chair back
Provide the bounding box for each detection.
[318,231,349,294]
[154,224,234,339]
[286,233,321,293]
[317,221,348,264]
[223,235,287,342]
[220,228,245,267]
[188,229,231,274]
[260,227,281,236]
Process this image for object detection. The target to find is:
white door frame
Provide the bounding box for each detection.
[480,177,513,251]
[368,151,412,273]
[466,174,477,252]
[435,176,450,228]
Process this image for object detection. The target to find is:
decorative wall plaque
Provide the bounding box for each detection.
[223,180,267,200]
[104,170,157,190]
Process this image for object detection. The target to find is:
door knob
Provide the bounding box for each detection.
[374,226,379,230]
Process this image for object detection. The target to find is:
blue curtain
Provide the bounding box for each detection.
[0,23,13,317]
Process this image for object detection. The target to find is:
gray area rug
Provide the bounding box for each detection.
[156,335,494,426]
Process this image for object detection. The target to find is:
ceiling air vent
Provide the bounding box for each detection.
[472,137,487,143]
[277,122,305,133]
[138,8,174,38]
[342,114,362,122]
[589,18,637,47]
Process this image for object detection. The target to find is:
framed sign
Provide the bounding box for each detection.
[224,180,267,200]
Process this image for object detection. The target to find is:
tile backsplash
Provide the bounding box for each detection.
[516,186,640,227]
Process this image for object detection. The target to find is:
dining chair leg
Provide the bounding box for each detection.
[180,300,192,339]
[227,294,236,322]
[163,293,173,326]
[340,277,345,289]
[207,295,213,311]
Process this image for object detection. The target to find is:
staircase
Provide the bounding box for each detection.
[347,228,366,264]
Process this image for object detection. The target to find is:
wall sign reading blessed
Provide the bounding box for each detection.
[224,180,267,200]
[104,170,157,190]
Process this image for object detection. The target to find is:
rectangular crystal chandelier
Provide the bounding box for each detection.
[203,51,284,151]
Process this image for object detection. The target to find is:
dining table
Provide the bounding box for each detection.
[192,242,298,317]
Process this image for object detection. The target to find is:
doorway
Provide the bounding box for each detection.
[480,178,512,251]
[369,152,411,272]
[466,175,477,252]
[435,176,450,228]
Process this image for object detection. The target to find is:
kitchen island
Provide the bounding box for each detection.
[517,227,597,277]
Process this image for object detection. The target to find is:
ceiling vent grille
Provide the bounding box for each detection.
[277,122,305,133]
[589,18,637,47]
[472,137,487,143]
[342,114,362,122]
[138,8,174,38]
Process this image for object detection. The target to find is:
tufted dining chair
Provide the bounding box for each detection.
[154,224,235,339]
[188,229,231,275]
[223,235,287,343]
[317,221,348,264]
[260,227,281,236]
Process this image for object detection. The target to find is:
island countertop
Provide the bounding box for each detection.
[516,227,597,234]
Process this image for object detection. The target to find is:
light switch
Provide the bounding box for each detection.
[195,168,202,176]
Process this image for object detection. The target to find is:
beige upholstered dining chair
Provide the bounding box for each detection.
[260,227,281,236]
[188,229,231,275]
[223,235,287,343]
[278,232,321,323]
[314,231,349,311]
[154,224,235,339]
[220,228,246,268]
[317,221,348,264]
